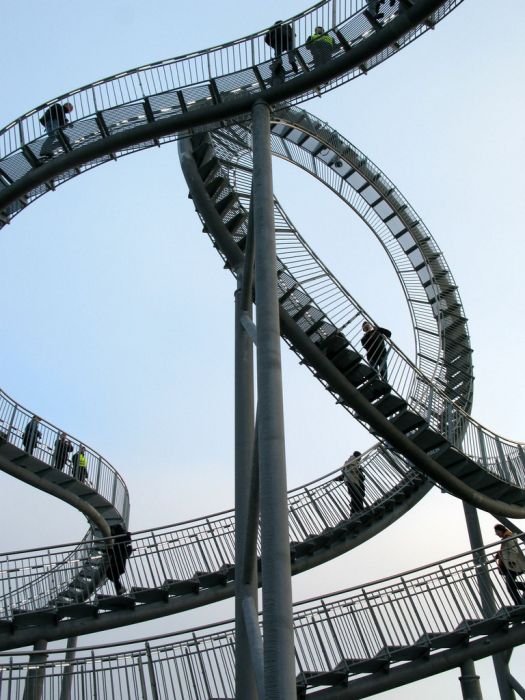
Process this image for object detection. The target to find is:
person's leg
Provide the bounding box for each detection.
[502,565,522,605]
[40,117,61,157]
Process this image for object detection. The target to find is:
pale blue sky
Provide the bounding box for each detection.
[1,0,524,696]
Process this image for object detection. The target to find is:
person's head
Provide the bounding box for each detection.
[315,26,324,34]
[79,444,85,453]
[63,102,74,114]
[362,321,373,333]
[353,451,361,458]
[494,523,510,538]
[111,524,125,535]
[273,20,282,25]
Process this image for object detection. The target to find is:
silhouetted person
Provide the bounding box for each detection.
[361,321,392,381]
[494,523,525,605]
[22,415,41,456]
[71,444,88,482]
[105,524,133,595]
[368,0,396,20]
[265,20,298,86]
[53,431,73,471]
[39,102,74,158]
[334,451,365,514]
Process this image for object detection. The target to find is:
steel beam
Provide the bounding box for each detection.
[234,199,258,698]
[252,99,295,699]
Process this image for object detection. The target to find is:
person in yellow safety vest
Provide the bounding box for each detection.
[72,444,88,482]
[306,26,334,70]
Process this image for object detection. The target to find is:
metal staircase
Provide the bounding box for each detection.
[1,537,523,699]
[0,0,463,227]
[179,118,525,513]
[0,446,429,649]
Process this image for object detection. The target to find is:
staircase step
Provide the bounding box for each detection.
[96,595,135,611]
[130,587,169,604]
[56,603,99,621]
[390,410,425,434]
[162,578,200,596]
[375,393,406,418]
[302,669,347,687]
[12,608,57,628]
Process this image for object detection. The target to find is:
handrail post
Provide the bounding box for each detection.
[6,403,17,442]
[144,642,159,700]
[252,98,295,699]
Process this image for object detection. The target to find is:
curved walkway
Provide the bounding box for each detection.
[0,0,461,224]
[1,537,523,698]
[0,445,428,649]
[180,114,525,514]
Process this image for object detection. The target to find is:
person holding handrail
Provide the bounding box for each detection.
[105,524,133,595]
[39,102,74,159]
[361,321,392,381]
[494,523,525,605]
[53,431,73,471]
[265,20,299,86]
[333,451,365,514]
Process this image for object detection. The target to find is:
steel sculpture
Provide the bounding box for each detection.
[0,0,524,698]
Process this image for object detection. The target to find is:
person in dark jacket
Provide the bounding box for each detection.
[361,321,392,380]
[105,524,133,595]
[367,0,396,20]
[53,431,73,471]
[265,20,298,85]
[39,102,74,158]
[22,415,41,455]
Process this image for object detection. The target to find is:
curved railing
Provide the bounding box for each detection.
[0,445,425,625]
[1,537,523,698]
[213,106,473,412]
[186,121,525,500]
[0,0,463,226]
[0,388,129,523]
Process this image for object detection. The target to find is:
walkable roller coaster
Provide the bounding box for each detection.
[0,0,524,697]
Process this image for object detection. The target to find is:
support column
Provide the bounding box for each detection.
[23,638,48,700]
[252,98,296,699]
[234,203,259,698]
[463,503,515,700]
[459,659,484,700]
[59,636,78,700]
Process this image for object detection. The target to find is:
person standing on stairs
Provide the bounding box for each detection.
[494,523,525,605]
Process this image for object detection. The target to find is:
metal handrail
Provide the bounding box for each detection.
[199,119,525,491]
[0,387,129,520]
[0,445,423,618]
[1,536,523,699]
[0,0,461,167]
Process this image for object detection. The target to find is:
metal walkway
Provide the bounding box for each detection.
[0,0,523,696]
[1,537,524,698]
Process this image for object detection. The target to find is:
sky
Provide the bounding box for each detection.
[1,0,524,697]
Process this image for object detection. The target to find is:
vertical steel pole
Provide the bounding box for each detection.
[459,659,484,700]
[251,98,295,699]
[234,200,258,700]
[22,639,48,700]
[463,503,515,700]
[59,636,78,700]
